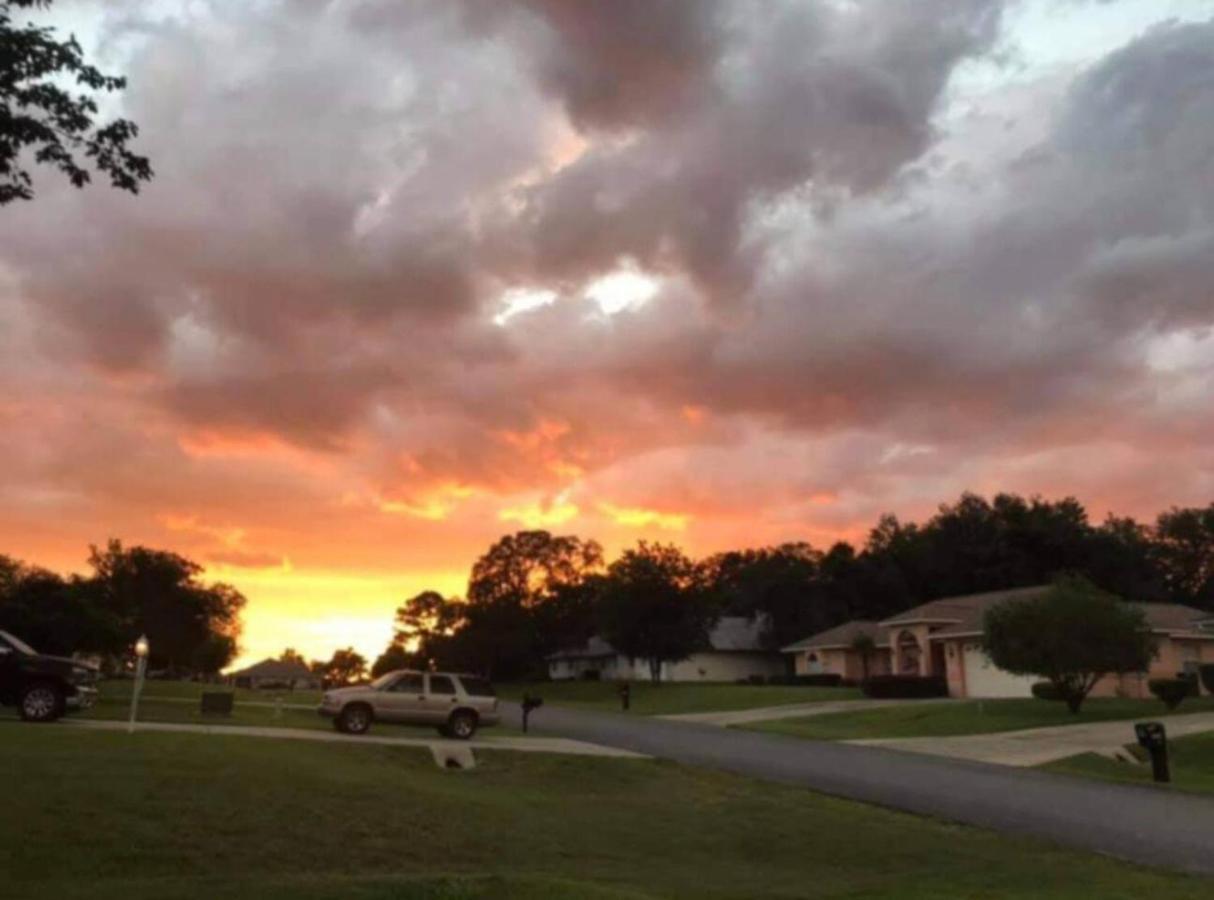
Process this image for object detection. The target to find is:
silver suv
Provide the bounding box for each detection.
[318,670,499,739]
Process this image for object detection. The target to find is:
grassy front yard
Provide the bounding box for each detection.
[102,677,323,705]
[746,696,1214,741]
[72,682,520,738]
[2,724,1211,899]
[1042,731,1214,795]
[497,681,859,715]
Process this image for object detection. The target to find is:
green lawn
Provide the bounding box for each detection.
[1,725,1210,899]
[102,677,323,705]
[746,696,1214,741]
[64,683,520,738]
[1042,731,1214,795]
[497,681,859,715]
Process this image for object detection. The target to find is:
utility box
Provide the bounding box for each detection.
[200,692,235,716]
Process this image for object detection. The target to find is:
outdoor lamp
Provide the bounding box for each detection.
[128,635,150,733]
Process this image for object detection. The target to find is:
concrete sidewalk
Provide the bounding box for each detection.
[850,711,1214,766]
[63,717,647,758]
[660,697,954,727]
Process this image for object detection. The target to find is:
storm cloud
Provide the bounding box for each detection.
[1,0,1212,661]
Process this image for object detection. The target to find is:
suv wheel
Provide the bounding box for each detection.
[446,710,478,740]
[19,682,64,723]
[336,704,372,735]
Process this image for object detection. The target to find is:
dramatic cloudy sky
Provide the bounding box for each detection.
[2,0,1212,665]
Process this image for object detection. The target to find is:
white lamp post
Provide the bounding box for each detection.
[128,634,149,733]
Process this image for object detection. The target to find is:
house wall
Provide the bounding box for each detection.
[890,625,939,676]
[936,634,1214,700]
[791,648,890,679]
[247,675,319,691]
[550,652,784,682]
[1090,637,1214,698]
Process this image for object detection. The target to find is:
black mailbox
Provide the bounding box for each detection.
[1134,721,1170,783]
[521,694,543,733]
[200,692,235,716]
[618,682,631,712]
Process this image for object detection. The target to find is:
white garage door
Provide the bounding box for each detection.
[962,645,1036,698]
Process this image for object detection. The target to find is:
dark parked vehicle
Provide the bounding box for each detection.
[0,630,100,722]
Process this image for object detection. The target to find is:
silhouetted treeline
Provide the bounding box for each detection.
[0,540,244,673]
[377,493,1214,680]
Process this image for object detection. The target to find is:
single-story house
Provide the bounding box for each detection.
[783,585,1214,699]
[547,616,786,682]
[229,658,321,691]
[781,620,891,681]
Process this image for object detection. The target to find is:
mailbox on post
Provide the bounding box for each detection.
[521,694,543,733]
[1134,721,1170,783]
[619,682,631,712]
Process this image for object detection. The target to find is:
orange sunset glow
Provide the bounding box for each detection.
[3,0,1214,672]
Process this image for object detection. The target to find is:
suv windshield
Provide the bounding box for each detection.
[0,630,35,655]
[370,672,401,689]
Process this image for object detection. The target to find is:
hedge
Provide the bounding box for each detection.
[1149,677,1194,711]
[767,673,844,687]
[1201,663,1214,695]
[860,675,948,699]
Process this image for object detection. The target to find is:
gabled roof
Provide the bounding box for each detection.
[881,586,1051,631]
[547,635,617,661]
[231,658,315,680]
[708,616,769,651]
[921,597,1214,642]
[781,620,888,653]
[1138,603,1214,636]
[548,616,772,660]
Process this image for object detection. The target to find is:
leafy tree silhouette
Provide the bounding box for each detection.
[1,0,151,204]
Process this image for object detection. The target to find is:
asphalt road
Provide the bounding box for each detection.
[505,701,1214,875]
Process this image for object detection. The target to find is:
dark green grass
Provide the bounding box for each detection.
[746,696,1214,741]
[1042,730,1214,795]
[1,725,1210,899]
[497,680,859,715]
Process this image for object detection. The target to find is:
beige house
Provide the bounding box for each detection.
[548,616,786,682]
[783,586,1214,699]
[230,658,321,691]
[781,620,891,681]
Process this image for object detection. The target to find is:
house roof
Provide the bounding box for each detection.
[231,658,315,680]
[784,586,1214,650]
[881,585,1051,631]
[781,620,888,653]
[547,635,617,661]
[1137,603,1214,637]
[549,616,771,660]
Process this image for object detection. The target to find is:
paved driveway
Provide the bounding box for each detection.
[505,701,1214,875]
[852,711,1214,766]
[660,697,954,727]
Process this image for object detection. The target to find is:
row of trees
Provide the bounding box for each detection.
[0,541,246,673]
[370,493,1214,681]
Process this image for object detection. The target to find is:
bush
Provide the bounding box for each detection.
[580,669,601,681]
[1201,664,1214,695]
[1031,681,1064,701]
[1149,677,1194,711]
[860,675,948,699]
[746,674,766,685]
[792,673,843,687]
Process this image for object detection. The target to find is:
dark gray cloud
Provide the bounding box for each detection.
[1,1,1212,574]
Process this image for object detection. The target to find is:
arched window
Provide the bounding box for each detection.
[897,631,922,675]
[806,652,822,674]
